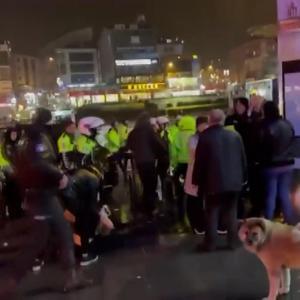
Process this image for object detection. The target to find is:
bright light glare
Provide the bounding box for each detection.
[115,59,156,66]
[168,62,174,68]
[49,57,54,62]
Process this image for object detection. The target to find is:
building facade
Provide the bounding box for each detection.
[99,17,165,101]
[0,41,13,102]
[11,54,40,89]
[229,37,277,84]
[55,48,100,88]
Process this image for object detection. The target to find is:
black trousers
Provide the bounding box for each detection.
[136,162,158,217]
[74,170,100,254]
[3,169,24,220]
[205,192,239,248]
[174,163,188,223]
[248,165,264,217]
[186,195,205,232]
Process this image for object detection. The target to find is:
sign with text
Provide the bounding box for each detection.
[278,0,300,20]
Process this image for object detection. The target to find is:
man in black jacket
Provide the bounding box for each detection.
[127,113,168,218]
[255,102,295,224]
[193,109,247,251]
[15,108,91,291]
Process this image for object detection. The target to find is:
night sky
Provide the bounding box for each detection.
[0,0,276,63]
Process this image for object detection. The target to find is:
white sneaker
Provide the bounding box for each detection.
[194,229,205,236]
[80,253,99,267]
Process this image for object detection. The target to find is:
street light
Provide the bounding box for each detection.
[168,62,174,68]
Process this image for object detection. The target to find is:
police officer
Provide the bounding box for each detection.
[156,116,171,201]
[106,121,121,154]
[57,119,78,171]
[171,115,196,232]
[15,108,91,292]
[117,120,129,147]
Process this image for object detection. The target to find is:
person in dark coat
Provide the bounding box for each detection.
[14,108,91,291]
[193,109,247,251]
[255,102,295,224]
[127,113,168,218]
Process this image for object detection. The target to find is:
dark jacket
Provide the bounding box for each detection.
[127,122,168,164]
[256,118,295,168]
[15,125,63,190]
[225,113,254,160]
[192,125,247,195]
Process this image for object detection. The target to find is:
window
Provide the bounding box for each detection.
[131,36,140,44]
[0,68,11,80]
[59,63,66,74]
[0,52,9,66]
[71,74,95,84]
[24,58,29,84]
[69,52,94,62]
[31,59,36,86]
[70,63,94,73]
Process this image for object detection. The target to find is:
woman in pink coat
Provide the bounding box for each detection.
[184,117,208,234]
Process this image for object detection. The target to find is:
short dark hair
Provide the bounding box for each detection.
[196,116,208,127]
[235,97,249,111]
[263,101,280,120]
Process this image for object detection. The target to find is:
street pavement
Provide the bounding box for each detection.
[17,231,300,300]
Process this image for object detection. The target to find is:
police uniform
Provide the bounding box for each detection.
[106,128,121,154]
[57,132,77,170]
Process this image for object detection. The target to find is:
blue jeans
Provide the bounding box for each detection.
[263,166,294,224]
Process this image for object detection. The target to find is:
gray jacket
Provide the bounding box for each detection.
[192,125,247,195]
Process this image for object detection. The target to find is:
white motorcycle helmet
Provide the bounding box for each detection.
[78,116,105,136]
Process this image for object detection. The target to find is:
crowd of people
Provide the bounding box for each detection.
[0,96,297,297]
[126,96,296,251]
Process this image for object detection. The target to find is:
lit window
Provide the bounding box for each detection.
[131,36,140,44]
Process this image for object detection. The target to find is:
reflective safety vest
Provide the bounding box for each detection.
[57,133,75,154]
[106,128,121,153]
[76,135,97,155]
[225,125,236,132]
[0,145,9,168]
[117,123,129,146]
[172,116,196,166]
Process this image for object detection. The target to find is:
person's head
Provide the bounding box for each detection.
[135,112,151,128]
[250,95,265,114]
[150,117,159,132]
[111,120,118,129]
[33,107,52,125]
[121,120,128,127]
[196,116,208,133]
[263,101,280,121]
[62,119,76,135]
[5,125,21,144]
[208,109,226,127]
[157,116,169,131]
[234,97,249,116]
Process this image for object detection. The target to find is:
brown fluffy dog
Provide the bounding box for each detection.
[239,218,300,300]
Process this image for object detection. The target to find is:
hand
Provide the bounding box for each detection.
[59,175,69,190]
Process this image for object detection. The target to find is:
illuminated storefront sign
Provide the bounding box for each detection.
[122,83,165,91]
[278,0,300,31]
[278,0,300,20]
[115,59,158,66]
